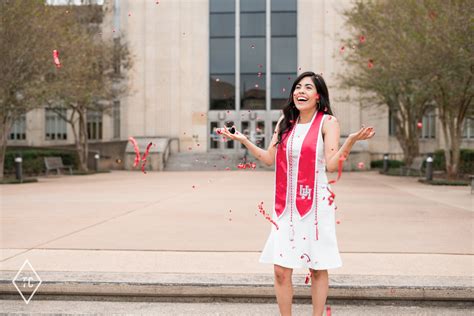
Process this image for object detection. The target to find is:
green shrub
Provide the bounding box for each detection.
[433,149,474,174]
[4,148,78,176]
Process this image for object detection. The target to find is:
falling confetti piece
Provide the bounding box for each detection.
[359,35,366,43]
[128,137,154,173]
[336,220,341,224]
[357,162,365,169]
[258,64,263,68]
[257,72,262,78]
[340,46,345,53]
[140,142,154,173]
[417,121,423,129]
[368,59,374,69]
[300,253,311,263]
[52,50,61,68]
[282,88,286,92]
[188,147,192,150]
[255,84,259,88]
[304,272,312,284]
[326,305,332,316]
[257,202,279,230]
[250,44,255,48]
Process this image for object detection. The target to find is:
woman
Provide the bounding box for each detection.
[219,71,375,316]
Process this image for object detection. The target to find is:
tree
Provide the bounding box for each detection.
[422,0,473,178]
[0,0,65,180]
[339,0,435,166]
[44,3,131,171]
[339,0,473,174]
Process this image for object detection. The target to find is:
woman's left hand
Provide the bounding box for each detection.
[348,125,375,142]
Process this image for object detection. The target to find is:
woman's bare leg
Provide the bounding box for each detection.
[274,264,293,316]
[310,269,329,316]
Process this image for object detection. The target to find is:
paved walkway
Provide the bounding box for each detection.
[0,170,472,302]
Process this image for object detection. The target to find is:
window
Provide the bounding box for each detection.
[241,0,266,110]
[8,114,26,141]
[420,109,436,139]
[462,115,474,139]
[45,108,67,140]
[113,101,120,139]
[210,0,236,110]
[388,109,396,136]
[87,110,102,140]
[271,0,297,109]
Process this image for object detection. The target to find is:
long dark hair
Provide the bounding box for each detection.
[276,71,334,146]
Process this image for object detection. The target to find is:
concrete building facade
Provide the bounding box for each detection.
[7,0,474,168]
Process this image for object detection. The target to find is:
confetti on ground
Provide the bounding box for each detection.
[237,162,256,169]
[52,50,61,68]
[257,202,279,230]
[340,46,345,53]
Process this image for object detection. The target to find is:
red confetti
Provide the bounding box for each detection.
[328,155,346,185]
[368,59,374,69]
[128,137,141,167]
[326,305,332,316]
[52,50,61,68]
[192,185,196,189]
[237,162,256,170]
[257,202,279,230]
[257,72,262,78]
[336,220,341,224]
[428,11,437,20]
[357,162,365,169]
[417,121,423,129]
[304,272,312,285]
[140,142,153,173]
[300,253,311,263]
[359,35,366,43]
[188,147,192,150]
[340,46,345,53]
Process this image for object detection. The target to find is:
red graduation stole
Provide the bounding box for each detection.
[275,111,324,218]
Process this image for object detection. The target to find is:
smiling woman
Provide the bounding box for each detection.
[217,70,375,316]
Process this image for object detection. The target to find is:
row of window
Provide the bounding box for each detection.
[388,109,474,139]
[8,103,120,141]
[210,0,297,111]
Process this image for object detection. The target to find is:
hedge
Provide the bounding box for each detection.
[4,148,78,176]
[371,149,474,174]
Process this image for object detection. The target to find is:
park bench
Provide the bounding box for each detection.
[400,156,424,177]
[44,156,73,176]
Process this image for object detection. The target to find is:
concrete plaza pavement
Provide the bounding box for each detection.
[0,170,472,304]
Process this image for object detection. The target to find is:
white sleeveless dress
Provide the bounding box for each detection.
[259,117,343,270]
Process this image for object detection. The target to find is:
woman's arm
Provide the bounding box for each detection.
[323,116,375,173]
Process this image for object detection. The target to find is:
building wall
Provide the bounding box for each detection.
[6,0,473,159]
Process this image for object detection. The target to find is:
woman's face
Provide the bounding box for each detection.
[292,76,319,112]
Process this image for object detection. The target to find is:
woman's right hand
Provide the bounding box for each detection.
[216,126,248,144]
